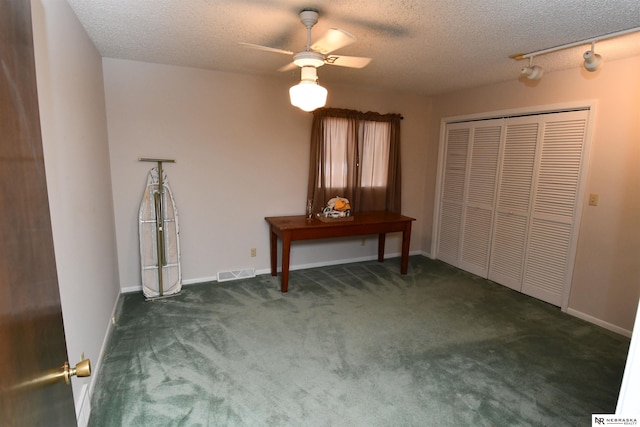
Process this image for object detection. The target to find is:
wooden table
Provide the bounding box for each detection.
[265,211,415,292]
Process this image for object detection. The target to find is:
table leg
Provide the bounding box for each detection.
[401,222,412,274]
[281,233,291,293]
[269,228,277,277]
[377,233,386,262]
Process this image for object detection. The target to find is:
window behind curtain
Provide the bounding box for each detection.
[321,117,350,188]
[308,108,402,214]
[359,120,390,188]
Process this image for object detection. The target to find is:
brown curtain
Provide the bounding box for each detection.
[307,108,402,214]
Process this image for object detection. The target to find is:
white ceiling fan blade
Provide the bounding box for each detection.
[311,28,356,55]
[238,42,294,56]
[278,62,298,72]
[325,55,372,69]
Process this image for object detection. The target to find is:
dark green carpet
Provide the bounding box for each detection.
[88,257,629,426]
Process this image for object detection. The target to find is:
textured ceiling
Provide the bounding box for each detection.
[66,0,640,96]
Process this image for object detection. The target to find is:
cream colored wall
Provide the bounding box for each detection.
[32,0,120,408]
[425,56,640,332]
[102,58,431,291]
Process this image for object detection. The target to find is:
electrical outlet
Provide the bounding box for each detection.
[250,248,256,257]
[589,193,599,206]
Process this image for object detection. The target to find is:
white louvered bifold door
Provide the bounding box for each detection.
[521,110,589,306]
[436,124,470,266]
[459,122,502,276]
[488,117,541,290]
[436,109,589,307]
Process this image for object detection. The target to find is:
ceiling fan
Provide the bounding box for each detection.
[240,8,373,72]
[240,8,372,112]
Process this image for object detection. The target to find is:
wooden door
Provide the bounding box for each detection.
[0,1,77,425]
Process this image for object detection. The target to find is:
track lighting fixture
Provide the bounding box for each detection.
[520,57,544,80]
[583,42,602,72]
[511,26,640,80]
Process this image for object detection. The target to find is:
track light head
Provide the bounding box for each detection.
[583,49,602,72]
[521,65,544,80]
[520,56,544,80]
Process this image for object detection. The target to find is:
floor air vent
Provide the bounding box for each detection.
[217,268,256,282]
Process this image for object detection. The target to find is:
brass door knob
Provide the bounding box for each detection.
[10,358,92,391]
[63,359,91,385]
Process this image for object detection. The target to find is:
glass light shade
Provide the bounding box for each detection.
[289,80,327,112]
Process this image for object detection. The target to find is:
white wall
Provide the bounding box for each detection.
[102,58,431,290]
[425,56,640,332]
[32,0,120,409]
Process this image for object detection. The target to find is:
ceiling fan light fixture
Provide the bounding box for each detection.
[289,66,327,112]
[289,81,327,112]
[242,8,369,111]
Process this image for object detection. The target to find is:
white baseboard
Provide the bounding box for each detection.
[256,254,378,276]
[121,275,218,293]
[121,251,428,292]
[183,275,218,285]
[255,250,426,275]
[75,383,90,427]
[78,292,121,424]
[566,307,632,337]
[419,250,432,258]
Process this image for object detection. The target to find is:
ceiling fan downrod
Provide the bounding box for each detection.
[299,9,319,52]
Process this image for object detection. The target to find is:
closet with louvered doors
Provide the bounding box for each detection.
[436,109,590,307]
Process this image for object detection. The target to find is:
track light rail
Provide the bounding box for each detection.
[511,26,640,60]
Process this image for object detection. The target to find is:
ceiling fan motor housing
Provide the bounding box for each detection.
[294,51,325,68]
